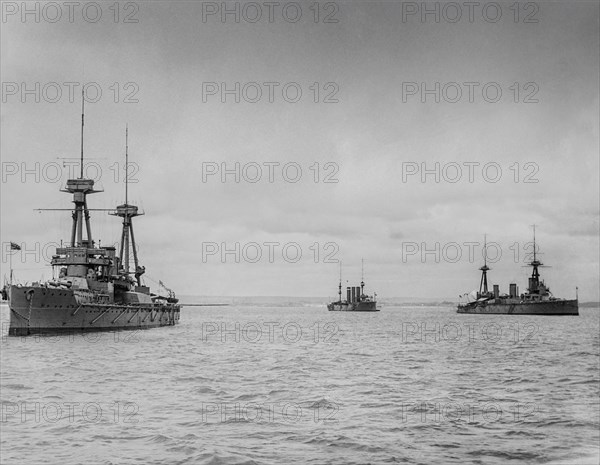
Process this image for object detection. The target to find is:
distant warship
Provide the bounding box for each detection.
[457,229,578,315]
[3,97,180,336]
[328,261,379,312]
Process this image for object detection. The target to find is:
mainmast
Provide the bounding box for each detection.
[338,261,342,302]
[479,234,490,295]
[528,225,542,293]
[360,258,365,297]
[111,126,144,285]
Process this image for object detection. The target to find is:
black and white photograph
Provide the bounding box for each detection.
[1,1,599,464]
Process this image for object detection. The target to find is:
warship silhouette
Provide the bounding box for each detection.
[328,261,379,311]
[457,229,578,315]
[3,97,180,336]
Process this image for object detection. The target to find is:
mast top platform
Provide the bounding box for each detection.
[111,203,143,218]
[62,178,99,194]
[60,179,102,204]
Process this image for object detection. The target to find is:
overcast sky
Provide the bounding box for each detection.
[1,1,598,300]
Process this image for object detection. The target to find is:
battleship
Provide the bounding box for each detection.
[328,261,379,311]
[2,97,181,336]
[457,230,578,315]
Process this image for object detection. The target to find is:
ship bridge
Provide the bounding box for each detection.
[51,245,117,279]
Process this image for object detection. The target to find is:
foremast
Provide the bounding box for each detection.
[527,225,545,295]
[64,92,101,249]
[479,234,490,296]
[50,92,115,280]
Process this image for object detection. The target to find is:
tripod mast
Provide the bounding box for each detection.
[479,234,490,295]
[111,125,144,285]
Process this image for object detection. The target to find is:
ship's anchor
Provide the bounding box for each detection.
[26,289,34,332]
[10,306,31,323]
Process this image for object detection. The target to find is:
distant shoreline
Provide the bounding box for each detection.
[1,300,598,308]
[173,297,600,308]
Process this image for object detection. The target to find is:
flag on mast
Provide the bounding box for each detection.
[10,242,21,251]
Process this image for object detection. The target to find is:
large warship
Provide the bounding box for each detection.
[2,99,181,336]
[457,230,578,315]
[328,261,379,312]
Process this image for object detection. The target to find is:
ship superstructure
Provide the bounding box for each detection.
[328,260,379,312]
[457,229,578,315]
[4,98,180,335]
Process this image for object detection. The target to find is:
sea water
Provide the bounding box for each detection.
[1,301,598,464]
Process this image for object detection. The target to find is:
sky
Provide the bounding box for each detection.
[1,1,598,300]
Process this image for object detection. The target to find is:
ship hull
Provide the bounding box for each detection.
[7,285,180,336]
[327,302,379,312]
[457,299,578,315]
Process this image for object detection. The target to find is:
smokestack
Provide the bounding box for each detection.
[351,287,356,303]
[346,287,351,302]
[509,283,517,298]
[493,285,499,299]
